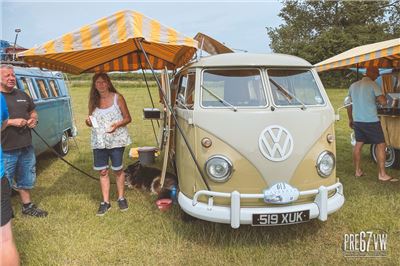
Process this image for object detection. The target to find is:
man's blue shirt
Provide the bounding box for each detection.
[1,93,9,178]
[349,77,382,122]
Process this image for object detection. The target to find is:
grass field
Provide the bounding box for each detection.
[11,83,400,265]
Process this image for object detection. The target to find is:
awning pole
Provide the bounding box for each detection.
[136,40,210,191]
[137,53,160,127]
[136,52,160,147]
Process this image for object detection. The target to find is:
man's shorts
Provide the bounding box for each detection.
[93,147,125,171]
[1,177,13,226]
[353,121,385,144]
[4,145,36,190]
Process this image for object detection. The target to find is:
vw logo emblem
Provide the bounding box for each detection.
[259,125,294,162]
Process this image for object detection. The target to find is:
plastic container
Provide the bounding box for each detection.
[156,198,173,212]
[137,146,157,165]
[170,186,177,204]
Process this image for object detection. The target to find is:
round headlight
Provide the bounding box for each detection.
[316,151,335,177]
[205,155,233,182]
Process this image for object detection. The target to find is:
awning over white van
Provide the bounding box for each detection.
[17,10,198,74]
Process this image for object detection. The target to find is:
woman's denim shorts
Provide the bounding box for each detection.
[93,147,125,171]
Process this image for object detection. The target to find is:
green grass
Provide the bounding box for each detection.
[11,85,400,265]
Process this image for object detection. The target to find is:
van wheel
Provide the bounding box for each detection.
[55,131,69,157]
[370,144,400,168]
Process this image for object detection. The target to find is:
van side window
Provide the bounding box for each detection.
[19,77,37,99]
[36,79,50,98]
[177,75,187,107]
[49,80,60,97]
[395,72,400,92]
[185,73,196,108]
[176,73,195,109]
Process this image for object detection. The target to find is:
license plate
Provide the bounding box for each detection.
[252,210,310,226]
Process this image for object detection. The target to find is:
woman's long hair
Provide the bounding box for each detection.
[88,73,118,114]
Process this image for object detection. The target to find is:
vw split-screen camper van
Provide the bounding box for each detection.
[15,11,344,228]
[170,53,344,228]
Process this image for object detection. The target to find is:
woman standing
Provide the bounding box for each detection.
[85,73,132,216]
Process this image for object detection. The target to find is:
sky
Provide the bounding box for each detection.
[1,0,283,54]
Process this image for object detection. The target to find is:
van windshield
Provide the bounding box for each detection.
[202,69,267,107]
[267,69,325,106]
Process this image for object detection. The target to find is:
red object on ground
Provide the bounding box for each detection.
[156,198,173,212]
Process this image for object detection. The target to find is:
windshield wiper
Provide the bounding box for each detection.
[269,78,307,110]
[201,85,238,112]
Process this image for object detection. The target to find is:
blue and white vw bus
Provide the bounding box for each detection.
[14,66,76,156]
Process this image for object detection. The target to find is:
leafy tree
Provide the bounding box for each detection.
[267,0,400,88]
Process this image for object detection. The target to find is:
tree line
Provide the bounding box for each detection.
[267,0,400,88]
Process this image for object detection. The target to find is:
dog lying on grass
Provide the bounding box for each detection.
[124,161,178,199]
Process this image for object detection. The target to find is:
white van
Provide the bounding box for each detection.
[165,53,344,228]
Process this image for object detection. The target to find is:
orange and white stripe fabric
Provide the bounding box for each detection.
[17,10,198,74]
[315,38,400,72]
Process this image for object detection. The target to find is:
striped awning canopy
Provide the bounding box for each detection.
[17,10,198,74]
[315,38,400,72]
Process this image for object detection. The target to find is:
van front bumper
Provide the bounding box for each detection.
[178,182,344,228]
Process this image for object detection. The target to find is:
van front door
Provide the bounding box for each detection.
[175,71,197,192]
[160,69,172,187]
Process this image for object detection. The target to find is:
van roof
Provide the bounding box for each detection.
[186,53,313,68]
[13,66,63,79]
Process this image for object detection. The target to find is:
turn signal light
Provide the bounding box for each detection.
[201,137,212,148]
[327,134,335,143]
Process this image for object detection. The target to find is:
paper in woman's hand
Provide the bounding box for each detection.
[89,116,99,128]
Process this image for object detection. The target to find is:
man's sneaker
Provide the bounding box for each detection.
[117,198,128,211]
[22,203,48,218]
[96,202,111,216]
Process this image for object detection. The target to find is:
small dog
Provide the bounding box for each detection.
[124,161,178,199]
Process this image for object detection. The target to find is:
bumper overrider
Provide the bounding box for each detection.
[178,182,344,228]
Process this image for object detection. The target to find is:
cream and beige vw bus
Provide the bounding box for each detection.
[169,53,344,228]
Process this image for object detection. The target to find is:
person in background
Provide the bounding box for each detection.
[0,64,48,217]
[347,66,397,182]
[85,73,132,216]
[1,92,20,266]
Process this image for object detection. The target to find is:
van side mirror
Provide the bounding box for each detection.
[343,96,352,107]
[176,94,192,111]
[335,96,353,121]
[176,93,185,105]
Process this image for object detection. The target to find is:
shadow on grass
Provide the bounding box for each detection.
[33,147,100,204]
[35,150,59,175]
[11,151,61,202]
[166,207,326,247]
[33,140,160,206]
